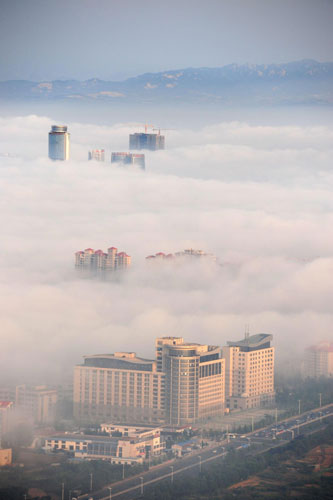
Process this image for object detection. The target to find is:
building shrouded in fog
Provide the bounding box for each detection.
[305,342,333,378]
[48,125,70,160]
[15,385,58,424]
[75,246,131,273]
[111,152,145,170]
[0,401,13,447]
[129,133,164,151]
[88,149,105,161]
[222,333,275,410]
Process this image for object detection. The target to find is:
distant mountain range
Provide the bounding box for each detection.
[1,60,332,105]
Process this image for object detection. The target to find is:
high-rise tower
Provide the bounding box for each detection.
[48,125,70,160]
[129,133,164,151]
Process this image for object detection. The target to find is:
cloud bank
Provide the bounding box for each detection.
[0,115,332,383]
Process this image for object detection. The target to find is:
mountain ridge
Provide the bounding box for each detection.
[1,60,332,105]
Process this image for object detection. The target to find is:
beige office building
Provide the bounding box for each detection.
[74,352,165,425]
[222,333,275,410]
[305,342,333,378]
[157,337,225,425]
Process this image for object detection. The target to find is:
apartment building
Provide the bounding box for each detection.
[305,342,333,378]
[75,246,131,272]
[73,352,165,425]
[157,337,225,425]
[222,333,275,410]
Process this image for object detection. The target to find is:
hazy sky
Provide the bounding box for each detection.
[1,0,333,81]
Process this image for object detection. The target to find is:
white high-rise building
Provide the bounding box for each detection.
[48,125,70,160]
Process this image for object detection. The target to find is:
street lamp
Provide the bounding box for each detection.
[61,483,65,500]
[298,399,301,416]
[198,455,202,472]
[140,476,144,495]
[122,462,125,480]
[170,465,174,484]
[107,486,112,500]
[319,393,322,408]
[89,473,93,492]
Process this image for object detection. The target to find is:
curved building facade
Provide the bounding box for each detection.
[161,340,225,426]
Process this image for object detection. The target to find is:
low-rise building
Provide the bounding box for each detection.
[0,448,12,466]
[44,430,165,464]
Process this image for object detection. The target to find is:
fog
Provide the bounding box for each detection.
[1,112,333,384]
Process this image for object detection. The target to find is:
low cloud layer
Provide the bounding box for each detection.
[0,114,332,383]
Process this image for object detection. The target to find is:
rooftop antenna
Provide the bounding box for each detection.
[245,324,250,340]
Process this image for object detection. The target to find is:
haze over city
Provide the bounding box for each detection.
[0,1,333,499]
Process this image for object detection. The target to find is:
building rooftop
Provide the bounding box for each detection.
[81,353,156,371]
[227,333,273,349]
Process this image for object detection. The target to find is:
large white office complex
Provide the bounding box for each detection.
[48,125,70,160]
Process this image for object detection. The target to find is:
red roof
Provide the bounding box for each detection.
[0,401,13,408]
[108,247,118,250]
[95,249,104,254]
[84,248,94,252]
[75,251,84,255]
[156,252,165,256]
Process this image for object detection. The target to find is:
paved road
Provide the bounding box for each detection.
[78,403,333,500]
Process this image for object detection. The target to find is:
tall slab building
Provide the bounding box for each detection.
[222,333,275,410]
[73,353,165,425]
[48,125,70,160]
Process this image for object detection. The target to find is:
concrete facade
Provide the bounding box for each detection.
[73,353,165,425]
[222,334,275,410]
